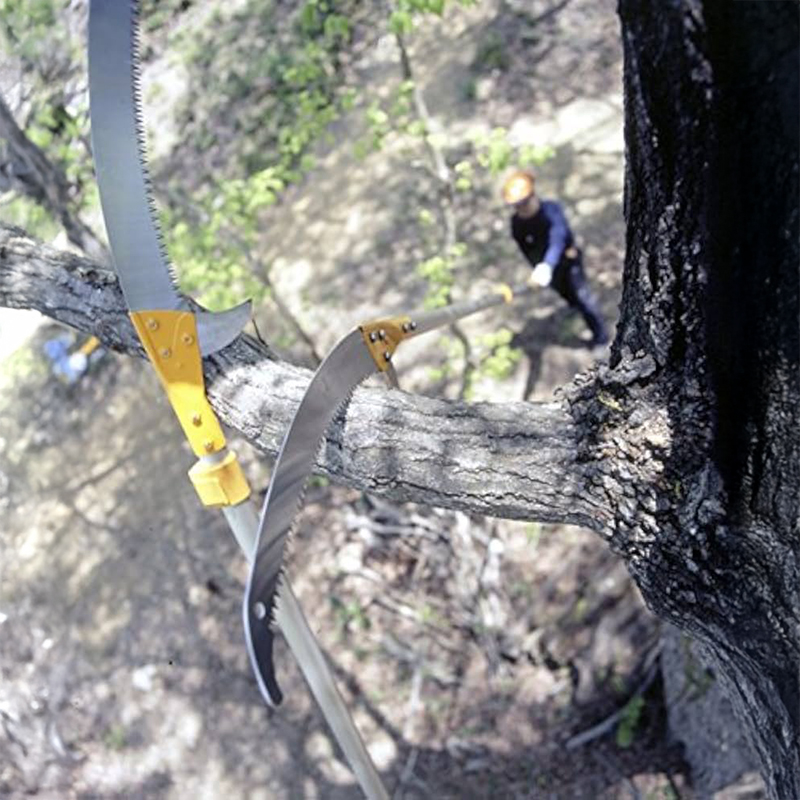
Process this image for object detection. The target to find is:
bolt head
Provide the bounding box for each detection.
[146,318,159,331]
[191,413,202,426]
[369,332,378,343]
[160,347,172,359]
[203,440,214,452]
[378,329,386,340]
[410,321,417,330]
[383,351,392,362]
[182,333,194,346]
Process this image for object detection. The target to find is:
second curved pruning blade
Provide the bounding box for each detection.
[243,329,378,706]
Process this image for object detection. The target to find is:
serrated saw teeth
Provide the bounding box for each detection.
[244,330,378,706]
[89,0,250,355]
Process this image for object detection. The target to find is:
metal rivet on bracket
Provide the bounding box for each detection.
[182,333,194,346]
[160,347,171,359]
[146,318,159,331]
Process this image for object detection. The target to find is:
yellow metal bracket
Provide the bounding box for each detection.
[130,309,226,457]
[359,316,414,372]
[131,309,253,508]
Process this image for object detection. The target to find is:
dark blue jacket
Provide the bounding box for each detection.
[510,200,575,269]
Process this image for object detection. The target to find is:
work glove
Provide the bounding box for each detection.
[528,261,553,288]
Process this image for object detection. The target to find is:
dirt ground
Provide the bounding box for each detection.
[1,0,694,797]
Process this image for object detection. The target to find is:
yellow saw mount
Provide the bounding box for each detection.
[130,309,251,508]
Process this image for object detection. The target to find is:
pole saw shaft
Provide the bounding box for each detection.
[359,281,532,372]
[222,502,389,800]
[410,282,531,336]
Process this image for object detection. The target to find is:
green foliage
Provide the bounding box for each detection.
[616,694,645,749]
[475,327,521,380]
[415,242,467,308]
[103,724,127,751]
[0,0,58,51]
[0,338,47,393]
[524,522,542,547]
[160,0,366,306]
[453,159,475,192]
[330,595,371,637]
[162,173,275,311]
[354,80,418,157]
[162,167,286,308]
[472,31,509,73]
[389,0,478,35]
[140,0,192,32]
[175,0,355,182]
[471,127,553,177]
[0,196,58,241]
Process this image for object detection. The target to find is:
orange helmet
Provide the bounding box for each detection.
[502,170,535,205]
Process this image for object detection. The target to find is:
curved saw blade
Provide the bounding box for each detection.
[243,329,378,706]
[88,0,250,354]
[88,0,180,312]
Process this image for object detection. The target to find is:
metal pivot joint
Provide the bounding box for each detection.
[359,316,415,370]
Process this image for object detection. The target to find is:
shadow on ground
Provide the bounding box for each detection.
[0,328,686,799]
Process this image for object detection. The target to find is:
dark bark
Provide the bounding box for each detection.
[0,1,797,794]
[609,1,800,796]
[0,94,108,263]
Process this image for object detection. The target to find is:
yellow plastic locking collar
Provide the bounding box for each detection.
[188,450,251,508]
[130,310,226,458]
[359,316,413,371]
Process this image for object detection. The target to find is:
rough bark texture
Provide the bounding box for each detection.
[0,223,611,529]
[607,2,800,796]
[0,2,797,794]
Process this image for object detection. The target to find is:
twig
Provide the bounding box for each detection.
[565,645,661,750]
[393,29,476,397]
[394,746,419,798]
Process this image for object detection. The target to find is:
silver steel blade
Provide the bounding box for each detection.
[243,329,378,706]
[195,300,252,357]
[88,0,181,312]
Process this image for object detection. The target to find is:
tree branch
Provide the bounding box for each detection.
[0,94,108,263]
[0,222,609,528]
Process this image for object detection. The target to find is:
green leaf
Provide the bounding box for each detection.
[616,695,645,749]
[389,10,413,36]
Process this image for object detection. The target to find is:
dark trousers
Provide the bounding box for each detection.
[550,252,608,345]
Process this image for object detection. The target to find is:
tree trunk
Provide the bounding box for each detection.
[610,1,800,796]
[0,1,796,795]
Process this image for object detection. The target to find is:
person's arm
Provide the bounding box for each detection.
[542,201,570,267]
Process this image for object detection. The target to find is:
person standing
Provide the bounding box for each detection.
[502,170,609,347]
